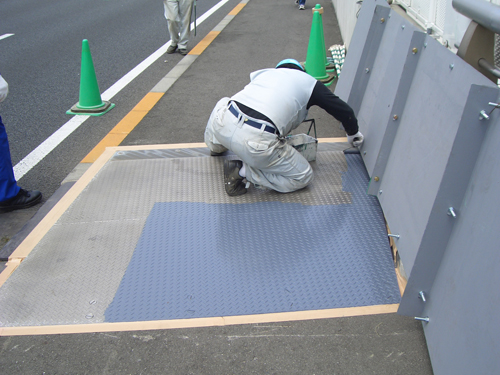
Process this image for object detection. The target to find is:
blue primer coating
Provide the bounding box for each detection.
[105,155,400,322]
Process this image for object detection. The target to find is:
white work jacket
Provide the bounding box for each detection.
[231,68,317,136]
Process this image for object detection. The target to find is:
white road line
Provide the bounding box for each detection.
[0,34,14,40]
[13,0,231,181]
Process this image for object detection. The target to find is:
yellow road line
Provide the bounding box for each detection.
[229,2,246,15]
[81,92,163,163]
[189,31,221,55]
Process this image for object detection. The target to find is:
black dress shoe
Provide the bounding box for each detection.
[0,188,42,212]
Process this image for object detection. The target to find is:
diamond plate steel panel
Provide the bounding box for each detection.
[59,151,352,225]
[0,220,144,326]
[110,147,212,161]
[105,154,400,322]
[0,149,399,327]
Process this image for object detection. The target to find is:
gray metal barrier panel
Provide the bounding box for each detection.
[335,0,500,373]
[420,107,500,374]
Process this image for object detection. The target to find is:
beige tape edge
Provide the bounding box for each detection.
[0,304,399,336]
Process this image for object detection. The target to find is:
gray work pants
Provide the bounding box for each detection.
[163,0,194,49]
[205,98,313,193]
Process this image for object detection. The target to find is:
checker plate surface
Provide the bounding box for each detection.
[0,148,400,327]
[105,153,400,322]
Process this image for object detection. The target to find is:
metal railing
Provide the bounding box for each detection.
[452,0,500,34]
[453,0,500,78]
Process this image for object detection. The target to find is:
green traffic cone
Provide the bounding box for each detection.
[308,4,335,72]
[67,39,114,116]
[317,9,336,72]
[304,4,335,86]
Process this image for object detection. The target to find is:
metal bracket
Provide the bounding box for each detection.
[415,316,430,323]
[479,110,490,120]
[419,291,427,302]
[479,102,500,120]
[447,207,457,218]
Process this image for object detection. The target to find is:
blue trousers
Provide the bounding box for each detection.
[299,0,305,5]
[0,115,20,202]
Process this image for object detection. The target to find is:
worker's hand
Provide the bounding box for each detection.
[347,131,364,147]
[0,75,8,103]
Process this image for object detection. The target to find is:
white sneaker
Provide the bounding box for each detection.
[299,5,305,10]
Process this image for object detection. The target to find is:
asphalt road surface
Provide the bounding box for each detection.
[0,0,240,252]
[0,0,236,205]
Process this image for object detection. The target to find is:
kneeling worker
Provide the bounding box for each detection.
[204,58,364,196]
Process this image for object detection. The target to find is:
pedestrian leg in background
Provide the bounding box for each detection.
[163,0,194,55]
[0,116,42,212]
[0,116,19,203]
[164,0,180,53]
[176,0,194,54]
[299,0,306,10]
